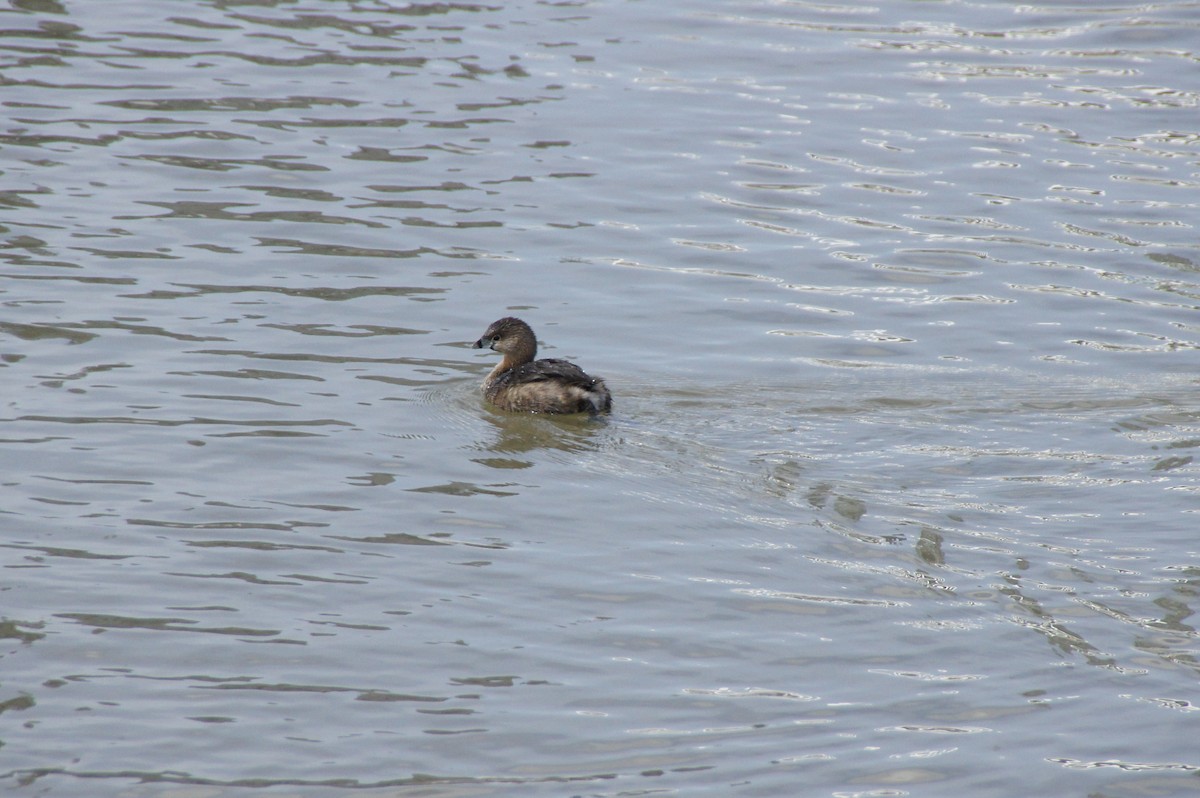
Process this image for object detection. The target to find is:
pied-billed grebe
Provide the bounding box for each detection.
[472,316,612,415]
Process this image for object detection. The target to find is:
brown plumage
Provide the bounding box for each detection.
[471,316,612,415]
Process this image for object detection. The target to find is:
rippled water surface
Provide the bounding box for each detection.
[2,1,1199,796]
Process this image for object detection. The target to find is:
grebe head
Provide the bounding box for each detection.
[472,316,537,361]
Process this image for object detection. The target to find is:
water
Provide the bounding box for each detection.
[2,1,1198,796]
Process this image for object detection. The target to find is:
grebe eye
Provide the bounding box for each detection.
[491,334,500,342]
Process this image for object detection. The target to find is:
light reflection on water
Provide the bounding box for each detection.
[2,0,1199,796]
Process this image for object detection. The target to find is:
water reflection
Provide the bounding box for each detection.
[474,410,609,457]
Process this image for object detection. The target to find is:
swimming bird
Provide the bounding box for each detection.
[472,316,612,415]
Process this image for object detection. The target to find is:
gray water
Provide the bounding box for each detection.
[2,1,1198,796]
